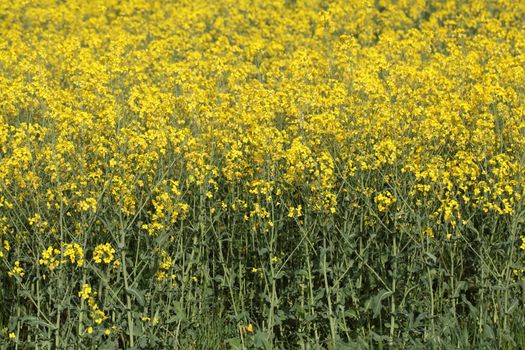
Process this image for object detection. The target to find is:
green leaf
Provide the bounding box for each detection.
[226,338,243,350]
[370,289,393,318]
[506,298,519,314]
[126,287,145,307]
[483,323,495,340]
[21,316,57,330]
[98,340,117,350]
[254,331,273,350]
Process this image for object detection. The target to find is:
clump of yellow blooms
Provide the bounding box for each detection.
[39,243,85,271]
[78,283,93,300]
[63,243,84,267]
[155,250,174,282]
[423,227,434,238]
[39,246,61,271]
[288,205,303,219]
[375,191,397,213]
[93,243,115,265]
[7,261,24,279]
[78,284,108,325]
[0,240,10,258]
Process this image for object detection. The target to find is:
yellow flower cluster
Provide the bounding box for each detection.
[141,181,190,236]
[63,243,84,267]
[375,191,397,213]
[155,250,175,283]
[288,205,303,219]
[0,240,10,258]
[7,261,24,279]
[78,284,108,325]
[39,246,61,271]
[93,243,115,265]
[39,243,84,271]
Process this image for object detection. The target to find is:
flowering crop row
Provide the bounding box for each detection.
[1,0,525,348]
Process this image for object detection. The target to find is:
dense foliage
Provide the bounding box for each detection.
[1,0,525,348]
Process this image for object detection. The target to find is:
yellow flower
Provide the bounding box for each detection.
[63,243,84,267]
[423,227,434,238]
[93,243,115,265]
[9,332,16,339]
[374,191,396,212]
[39,246,61,270]
[93,308,108,324]
[87,326,93,335]
[288,205,302,218]
[241,323,255,334]
[78,197,97,213]
[113,259,121,269]
[8,261,24,278]
[79,284,92,300]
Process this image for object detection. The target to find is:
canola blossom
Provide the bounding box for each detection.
[1,0,525,348]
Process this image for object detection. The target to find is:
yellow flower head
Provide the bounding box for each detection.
[8,261,25,279]
[241,323,255,334]
[93,243,116,264]
[79,284,92,300]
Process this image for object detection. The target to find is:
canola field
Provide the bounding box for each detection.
[1,0,525,348]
